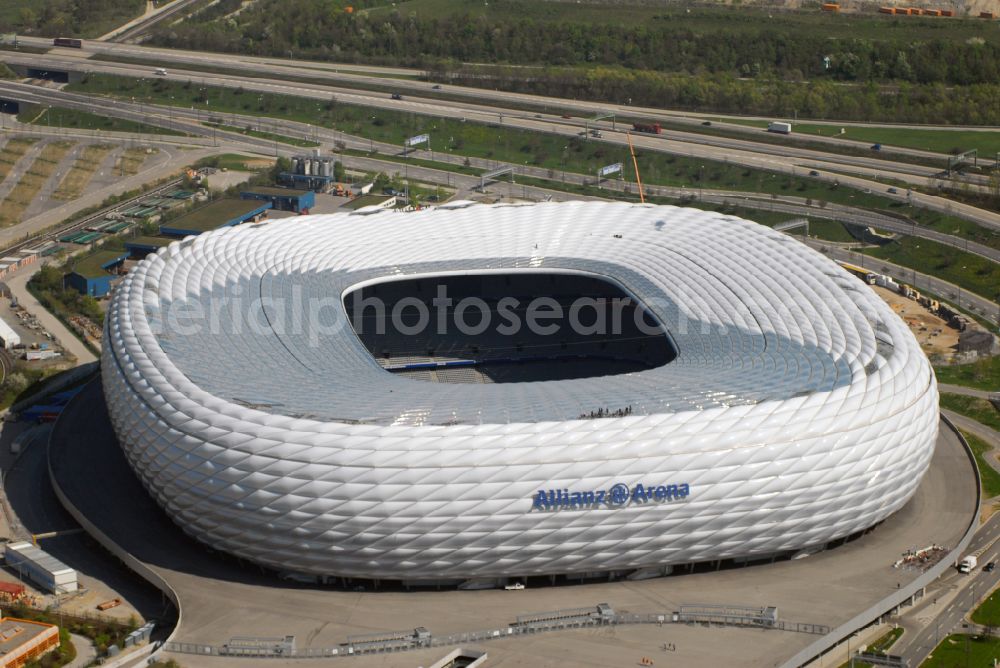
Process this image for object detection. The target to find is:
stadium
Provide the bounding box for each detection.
[101,201,938,584]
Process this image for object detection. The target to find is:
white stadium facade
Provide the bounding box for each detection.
[102,201,938,583]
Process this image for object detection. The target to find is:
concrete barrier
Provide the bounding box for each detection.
[45,386,182,664]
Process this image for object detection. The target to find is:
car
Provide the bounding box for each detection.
[561,114,572,119]
[504,582,525,590]
[887,187,898,194]
[431,84,442,90]
[986,562,996,572]
[702,121,712,126]
[808,170,819,177]
[590,129,603,138]
[390,93,403,100]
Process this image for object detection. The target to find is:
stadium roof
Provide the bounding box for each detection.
[110,202,907,427]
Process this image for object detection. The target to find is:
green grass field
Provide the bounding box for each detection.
[904,207,1000,253]
[64,74,1000,250]
[924,633,1000,667]
[964,431,1000,499]
[798,219,858,243]
[718,119,1000,156]
[69,74,910,211]
[861,236,1000,303]
[935,356,1000,392]
[195,153,275,171]
[16,103,184,136]
[840,627,904,668]
[203,122,319,148]
[973,591,1000,627]
[940,394,1000,432]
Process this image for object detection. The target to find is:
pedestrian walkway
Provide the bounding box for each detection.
[940,384,997,401]
[65,633,96,668]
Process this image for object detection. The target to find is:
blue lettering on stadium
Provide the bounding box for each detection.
[531,482,690,510]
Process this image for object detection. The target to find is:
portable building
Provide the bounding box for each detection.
[4,542,77,594]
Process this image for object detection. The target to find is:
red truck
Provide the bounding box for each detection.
[632,122,662,134]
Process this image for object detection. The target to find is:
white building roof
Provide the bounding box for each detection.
[102,202,938,580]
[0,316,19,346]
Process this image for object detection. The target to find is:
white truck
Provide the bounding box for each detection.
[768,121,792,134]
[959,555,978,573]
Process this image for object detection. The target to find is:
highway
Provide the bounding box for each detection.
[804,241,1000,326]
[5,76,999,275]
[7,46,1000,234]
[15,34,999,163]
[3,80,999,321]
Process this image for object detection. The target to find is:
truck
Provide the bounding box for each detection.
[632,122,662,134]
[959,555,978,573]
[768,121,792,134]
[53,37,82,48]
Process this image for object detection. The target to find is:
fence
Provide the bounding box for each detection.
[162,607,828,660]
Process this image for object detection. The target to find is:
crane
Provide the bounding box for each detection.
[626,131,645,204]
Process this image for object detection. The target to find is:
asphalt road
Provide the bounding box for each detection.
[5,50,1000,233]
[895,513,1000,665]
[19,35,1000,162]
[4,78,999,272]
[1,417,167,621]
[805,241,1000,327]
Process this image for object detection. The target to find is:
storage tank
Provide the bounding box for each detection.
[291,157,300,174]
[303,159,311,175]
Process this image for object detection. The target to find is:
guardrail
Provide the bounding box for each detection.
[780,413,983,667]
[162,607,827,659]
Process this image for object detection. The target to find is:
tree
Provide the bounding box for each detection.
[4,373,28,397]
